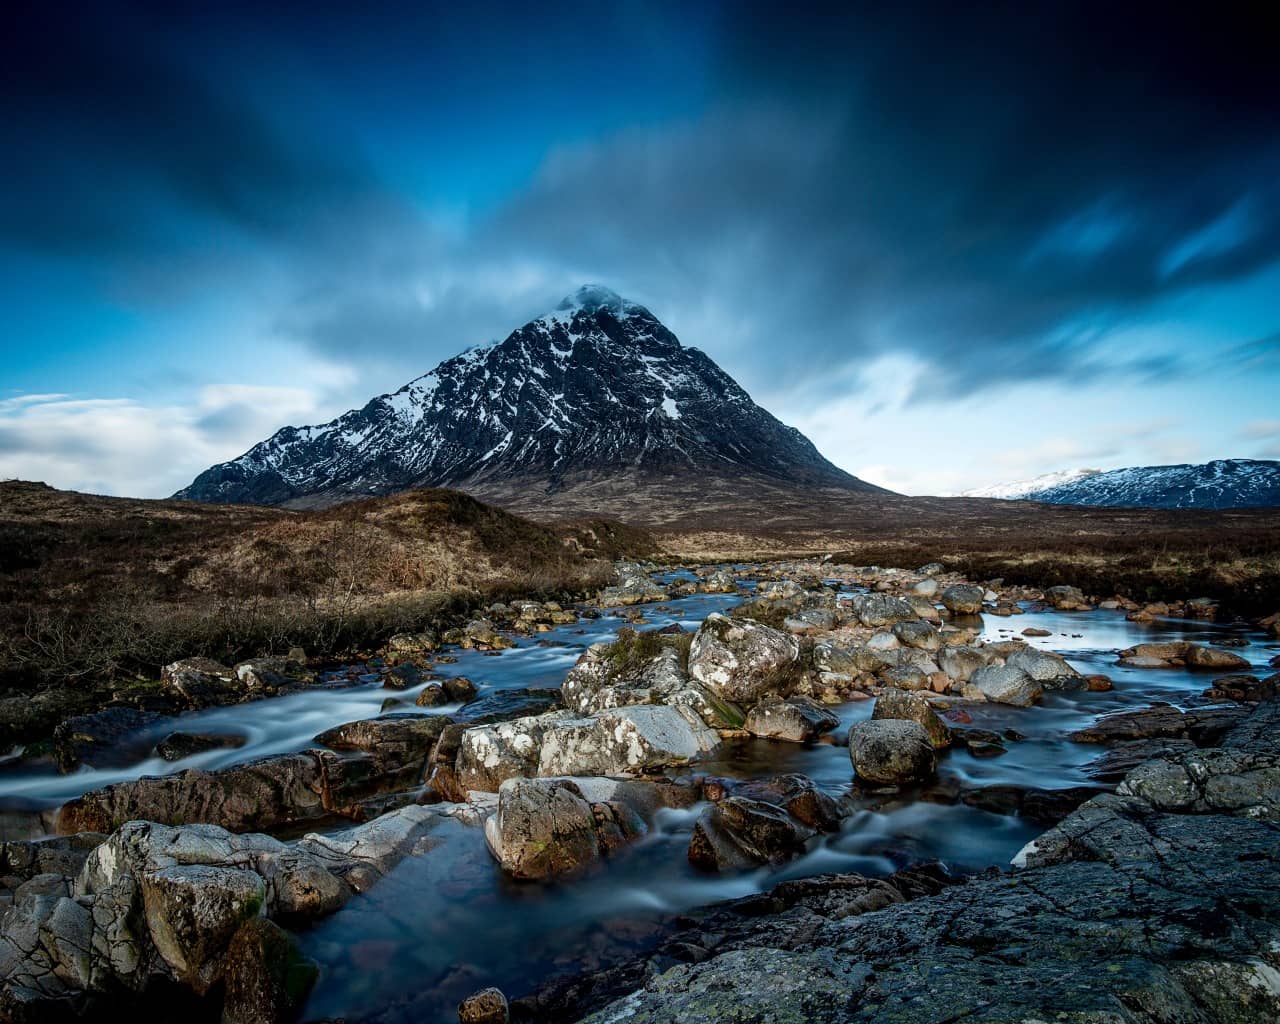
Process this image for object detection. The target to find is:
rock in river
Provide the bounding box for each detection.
[848,720,936,785]
[687,614,800,703]
[743,696,839,743]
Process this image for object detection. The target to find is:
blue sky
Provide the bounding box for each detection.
[2,1,1278,497]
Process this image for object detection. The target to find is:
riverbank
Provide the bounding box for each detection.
[0,558,1276,1021]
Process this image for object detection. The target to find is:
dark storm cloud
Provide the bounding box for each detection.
[476,1,1280,398]
[6,1,1278,404]
[0,2,411,266]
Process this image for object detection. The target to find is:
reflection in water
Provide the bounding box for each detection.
[0,579,1275,1023]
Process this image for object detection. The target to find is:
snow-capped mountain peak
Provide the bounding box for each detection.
[177,286,883,507]
[964,459,1280,509]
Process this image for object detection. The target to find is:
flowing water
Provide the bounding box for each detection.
[0,576,1275,1022]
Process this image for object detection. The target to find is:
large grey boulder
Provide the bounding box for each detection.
[687,614,800,703]
[1044,584,1090,610]
[969,664,1044,706]
[1004,645,1081,683]
[937,645,997,684]
[848,720,936,784]
[537,706,721,778]
[456,706,721,793]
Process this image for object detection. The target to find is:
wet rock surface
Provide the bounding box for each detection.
[526,699,1280,1024]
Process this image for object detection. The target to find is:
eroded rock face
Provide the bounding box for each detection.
[56,753,328,836]
[848,720,936,785]
[687,614,800,703]
[221,917,318,1024]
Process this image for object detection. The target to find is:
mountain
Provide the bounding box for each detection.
[967,459,1280,509]
[961,468,1102,500]
[177,285,884,511]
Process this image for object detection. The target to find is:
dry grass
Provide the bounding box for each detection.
[0,481,650,691]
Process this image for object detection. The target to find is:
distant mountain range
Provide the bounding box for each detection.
[963,459,1280,509]
[177,285,885,510]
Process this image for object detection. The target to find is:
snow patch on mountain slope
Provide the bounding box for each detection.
[962,468,1101,499]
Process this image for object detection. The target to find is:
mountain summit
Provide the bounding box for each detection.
[177,286,884,510]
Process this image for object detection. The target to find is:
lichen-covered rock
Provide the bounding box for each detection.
[1004,645,1081,682]
[848,720,936,784]
[687,614,800,702]
[459,986,510,1024]
[846,593,918,627]
[561,640,742,729]
[1116,747,1280,820]
[743,697,839,743]
[537,706,721,777]
[455,713,568,792]
[871,689,950,748]
[140,864,266,993]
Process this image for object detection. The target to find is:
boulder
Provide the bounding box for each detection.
[969,664,1044,706]
[688,797,813,871]
[140,864,266,993]
[718,774,844,832]
[846,594,918,628]
[871,689,950,748]
[743,696,839,743]
[697,569,738,594]
[537,705,721,778]
[155,731,246,761]
[160,657,240,708]
[848,720,936,785]
[562,639,742,729]
[936,645,995,684]
[687,614,800,703]
[221,918,318,1024]
[51,708,167,773]
[783,608,837,635]
[1118,641,1250,671]
[455,714,564,793]
[483,778,643,880]
[1043,585,1090,610]
[892,620,940,652]
[1004,645,1080,682]
[940,585,984,615]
